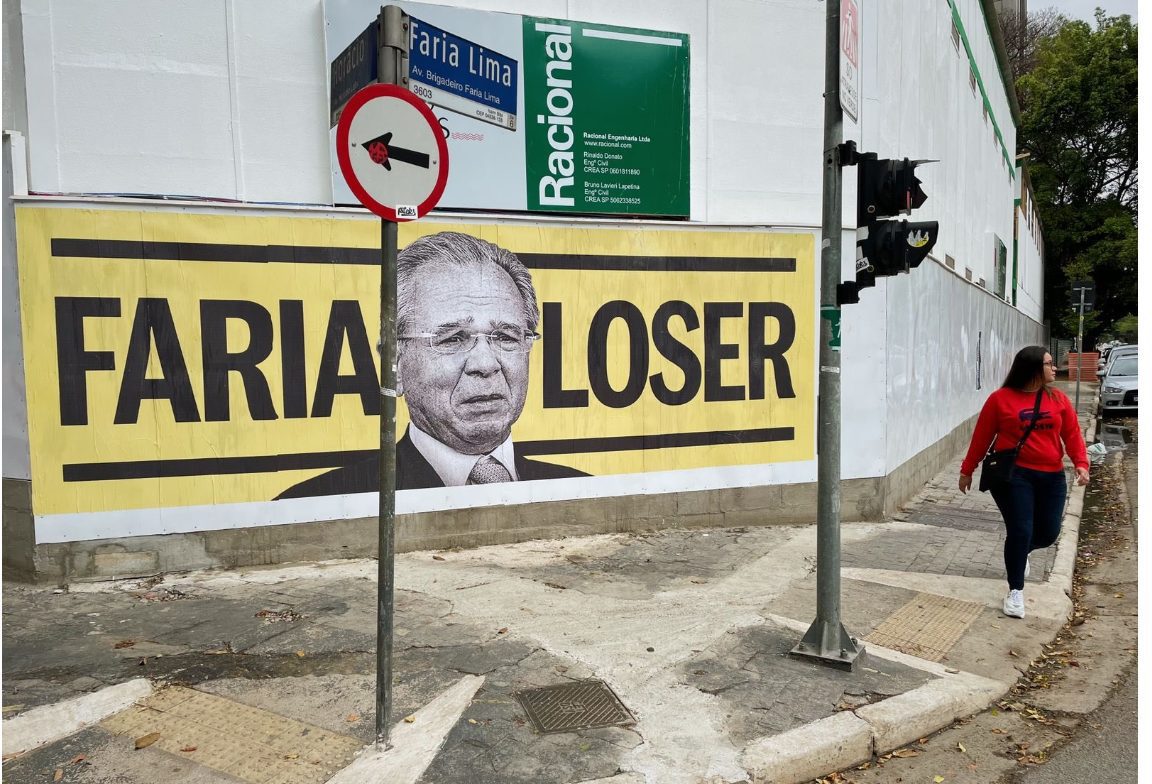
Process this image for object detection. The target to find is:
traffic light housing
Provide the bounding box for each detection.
[838,152,939,305]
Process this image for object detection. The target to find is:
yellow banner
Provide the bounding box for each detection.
[17,206,814,514]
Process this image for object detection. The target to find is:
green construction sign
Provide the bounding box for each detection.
[522,18,690,216]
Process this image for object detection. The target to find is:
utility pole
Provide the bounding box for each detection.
[791,0,861,671]
[1074,285,1086,414]
[1069,280,1094,414]
[375,3,407,747]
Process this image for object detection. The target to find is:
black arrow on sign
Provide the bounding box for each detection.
[361,132,431,171]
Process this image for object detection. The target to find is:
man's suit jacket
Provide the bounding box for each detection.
[275,430,588,499]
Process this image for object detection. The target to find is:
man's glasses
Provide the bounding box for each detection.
[399,328,541,355]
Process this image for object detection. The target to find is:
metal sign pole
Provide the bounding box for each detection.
[1074,286,1085,414]
[791,0,861,671]
[375,3,407,747]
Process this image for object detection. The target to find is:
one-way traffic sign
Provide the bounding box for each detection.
[336,84,449,222]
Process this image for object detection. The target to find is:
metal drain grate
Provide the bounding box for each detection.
[514,680,635,734]
[865,593,985,662]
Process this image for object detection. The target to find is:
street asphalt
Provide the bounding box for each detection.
[1,384,1100,784]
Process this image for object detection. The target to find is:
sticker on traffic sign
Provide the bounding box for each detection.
[336,84,449,222]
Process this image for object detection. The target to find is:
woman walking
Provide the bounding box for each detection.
[959,346,1089,619]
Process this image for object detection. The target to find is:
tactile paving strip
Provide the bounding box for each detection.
[101,686,362,784]
[865,593,985,662]
[515,680,635,734]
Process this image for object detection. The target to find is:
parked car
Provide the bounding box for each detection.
[1098,344,1138,378]
[1100,354,1138,415]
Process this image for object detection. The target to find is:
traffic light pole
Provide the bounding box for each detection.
[791,0,862,671]
[1074,286,1085,414]
[375,4,406,747]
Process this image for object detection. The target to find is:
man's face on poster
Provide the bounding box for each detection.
[397,261,532,455]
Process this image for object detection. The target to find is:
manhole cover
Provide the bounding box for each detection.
[514,680,635,734]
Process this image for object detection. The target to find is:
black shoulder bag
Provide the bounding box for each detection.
[978,390,1044,492]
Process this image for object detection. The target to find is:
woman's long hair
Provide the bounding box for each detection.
[1001,345,1050,391]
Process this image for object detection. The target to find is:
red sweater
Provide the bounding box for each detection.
[961,386,1089,476]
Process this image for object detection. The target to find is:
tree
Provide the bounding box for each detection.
[997,8,1067,80]
[1015,11,1137,343]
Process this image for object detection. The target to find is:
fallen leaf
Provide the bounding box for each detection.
[134,732,161,750]
[1,705,24,714]
[468,719,477,724]
[284,753,300,760]
[957,742,966,752]
[69,754,87,764]
[54,770,63,782]
[346,713,359,723]
[891,748,920,758]
[404,715,416,723]
[114,639,136,649]
[1008,649,1019,657]
[497,627,509,634]
[295,651,306,657]
[180,746,197,753]
[935,777,945,783]
[432,555,445,561]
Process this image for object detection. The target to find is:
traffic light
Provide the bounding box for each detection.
[838,152,939,305]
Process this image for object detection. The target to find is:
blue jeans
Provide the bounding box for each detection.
[989,465,1067,590]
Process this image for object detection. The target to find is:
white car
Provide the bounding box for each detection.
[1100,354,1138,415]
[1098,344,1138,378]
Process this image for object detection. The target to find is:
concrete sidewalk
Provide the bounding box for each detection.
[2,390,1098,784]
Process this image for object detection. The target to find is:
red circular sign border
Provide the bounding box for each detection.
[336,84,449,222]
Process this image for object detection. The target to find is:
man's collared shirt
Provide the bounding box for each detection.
[408,424,520,486]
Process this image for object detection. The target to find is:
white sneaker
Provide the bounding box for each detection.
[1024,557,1031,579]
[1003,589,1026,619]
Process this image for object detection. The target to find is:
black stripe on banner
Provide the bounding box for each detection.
[52,239,380,266]
[515,427,795,457]
[517,253,796,273]
[61,428,794,482]
[62,450,378,482]
[51,239,797,273]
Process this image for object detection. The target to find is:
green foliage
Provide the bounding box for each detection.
[1111,314,1138,343]
[1015,11,1137,343]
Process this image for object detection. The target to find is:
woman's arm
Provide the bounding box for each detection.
[1059,392,1090,485]
[960,393,1001,476]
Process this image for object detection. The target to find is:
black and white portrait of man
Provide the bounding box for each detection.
[277,231,587,498]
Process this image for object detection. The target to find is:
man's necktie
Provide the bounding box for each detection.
[467,455,513,484]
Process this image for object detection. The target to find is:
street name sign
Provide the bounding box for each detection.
[839,0,861,121]
[336,83,449,222]
[330,19,379,128]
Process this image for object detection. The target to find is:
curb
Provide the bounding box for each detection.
[742,671,1007,784]
[1050,391,1098,597]
[1,678,154,757]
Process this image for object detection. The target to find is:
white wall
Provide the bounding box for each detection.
[3,132,31,480]
[861,0,1016,292]
[20,0,330,202]
[882,257,1043,474]
[1015,168,1044,322]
